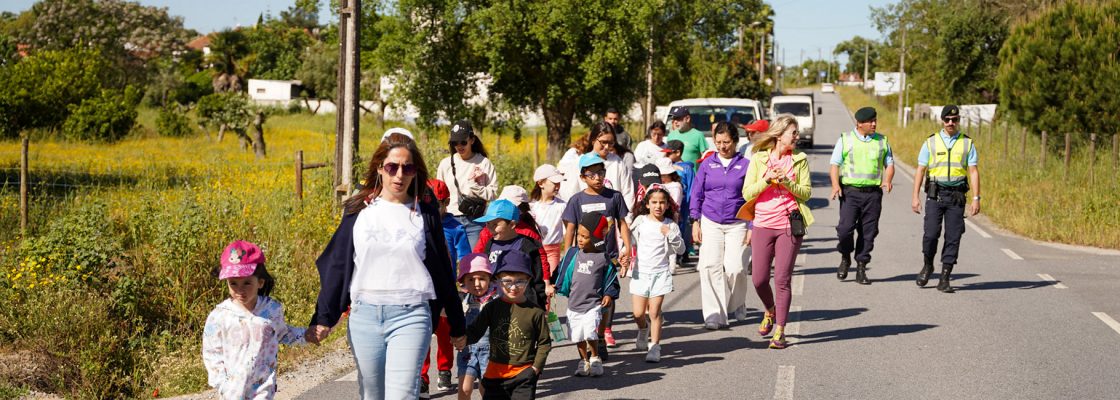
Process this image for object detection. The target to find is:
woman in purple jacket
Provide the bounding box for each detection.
[689,121,752,330]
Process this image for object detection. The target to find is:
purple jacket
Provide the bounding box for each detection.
[689,153,750,224]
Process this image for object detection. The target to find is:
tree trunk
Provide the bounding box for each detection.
[217,124,227,142]
[235,128,250,150]
[251,112,267,158]
[543,97,576,162]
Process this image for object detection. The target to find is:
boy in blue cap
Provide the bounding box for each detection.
[476,199,549,309]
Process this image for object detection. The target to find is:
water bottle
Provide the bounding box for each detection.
[547,311,567,343]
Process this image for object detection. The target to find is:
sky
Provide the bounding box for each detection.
[3,0,892,72]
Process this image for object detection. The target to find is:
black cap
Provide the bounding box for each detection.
[663,140,685,153]
[941,105,960,119]
[638,164,660,188]
[854,107,877,123]
[669,106,689,119]
[450,120,473,142]
[578,212,609,251]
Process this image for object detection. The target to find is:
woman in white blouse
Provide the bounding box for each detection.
[436,120,499,248]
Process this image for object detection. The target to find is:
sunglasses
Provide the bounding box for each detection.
[450,140,469,147]
[499,279,529,289]
[943,117,960,123]
[382,162,417,176]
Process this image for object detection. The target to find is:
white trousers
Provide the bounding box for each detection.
[698,217,750,325]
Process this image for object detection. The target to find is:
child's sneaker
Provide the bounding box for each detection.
[645,343,661,363]
[589,356,604,376]
[635,328,649,351]
[734,306,749,322]
[574,359,590,376]
[604,327,617,347]
[436,370,454,391]
[419,381,431,399]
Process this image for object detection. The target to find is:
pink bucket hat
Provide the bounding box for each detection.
[457,253,493,281]
[219,240,265,279]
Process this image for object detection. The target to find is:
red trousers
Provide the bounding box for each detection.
[420,316,453,383]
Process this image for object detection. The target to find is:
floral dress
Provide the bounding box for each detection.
[202,296,306,400]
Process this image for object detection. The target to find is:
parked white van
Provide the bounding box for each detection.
[769,94,821,148]
[662,98,766,149]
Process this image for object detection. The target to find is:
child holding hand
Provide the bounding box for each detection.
[456,253,498,400]
[628,186,685,362]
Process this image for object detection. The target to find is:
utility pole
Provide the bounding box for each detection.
[334,0,361,203]
[897,21,906,126]
[645,24,654,129]
[759,33,766,80]
[863,42,869,91]
[798,49,803,86]
[773,40,780,91]
[817,48,822,84]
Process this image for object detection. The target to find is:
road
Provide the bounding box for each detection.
[295,90,1120,400]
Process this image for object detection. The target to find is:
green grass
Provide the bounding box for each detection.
[836,86,1120,249]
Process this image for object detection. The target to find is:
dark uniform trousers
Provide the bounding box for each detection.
[482,367,540,400]
[923,190,967,265]
[836,185,884,263]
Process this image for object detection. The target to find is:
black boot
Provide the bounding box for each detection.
[916,258,934,287]
[837,254,851,280]
[855,261,871,285]
[937,264,955,293]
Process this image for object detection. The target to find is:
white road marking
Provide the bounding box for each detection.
[785,306,802,344]
[336,370,357,382]
[1001,248,1024,260]
[966,219,992,238]
[792,275,804,296]
[1036,273,1068,289]
[773,365,796,400]
[1092,312,1120,336]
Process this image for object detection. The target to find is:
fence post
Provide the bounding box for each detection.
[1040,130,1047,168]
[1064,132,1072,178]
[1114,134,1119,174]
[1020,126,1027,158]
[295,150,304,200]
[20,136,28,236]
[1089,133,1096,185]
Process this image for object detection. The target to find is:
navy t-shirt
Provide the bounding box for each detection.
[562,188,628,260]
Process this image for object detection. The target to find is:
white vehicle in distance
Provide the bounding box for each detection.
[662,97,765,149]
[769,94,821,148]
[821,83,835,93]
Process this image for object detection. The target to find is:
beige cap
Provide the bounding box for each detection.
[533,164,565,183]
[498,185,530,206]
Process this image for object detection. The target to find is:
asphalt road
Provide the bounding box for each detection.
[295,90,1120,400]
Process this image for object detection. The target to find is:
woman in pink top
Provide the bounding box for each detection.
[741,115,815,350]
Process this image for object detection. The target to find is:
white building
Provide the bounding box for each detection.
[248,79,302,103]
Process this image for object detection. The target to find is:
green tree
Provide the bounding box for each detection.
[208,29,250,92]
[0,48,108,138]
[833,36,880,77]
[245,23,312,80]
[997,1,1120,140]
[295,41,338,113]
[197,92,269,159]
[61,86,142,142]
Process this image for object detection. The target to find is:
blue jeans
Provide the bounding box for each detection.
[348,302,432,400]
[455,215,484,250]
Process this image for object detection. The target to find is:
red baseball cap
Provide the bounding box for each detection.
[744,119,770,133]
[427,179,450,201]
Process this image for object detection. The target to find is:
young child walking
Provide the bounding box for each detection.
[465,251,551,400]
[530,164,568,277]
[549,212,621,377]
[203,240,308,400]
[628,186,685,362]
[475,199,550,309]
[456,253,498,400]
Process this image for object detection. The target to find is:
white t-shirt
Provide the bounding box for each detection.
[351,199,435,305]
[634,139,667,168]
[529,197,567,245]
[718,154,733,167]
[661,181,684,209]
[631,215,683,275]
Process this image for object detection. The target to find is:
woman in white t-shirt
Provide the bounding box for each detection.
[309,131,466,399]
[634,121,669,169]
[435,120,498,249]
[529,164,567,276]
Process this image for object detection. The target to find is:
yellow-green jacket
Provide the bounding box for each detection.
[741,149,815,227]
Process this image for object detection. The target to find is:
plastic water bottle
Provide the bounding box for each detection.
[547,311,567,343]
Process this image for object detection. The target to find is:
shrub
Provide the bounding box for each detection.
[14,200,122,289]
[156,105,194,137]
[61,86,142,142]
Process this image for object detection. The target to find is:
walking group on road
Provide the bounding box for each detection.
[198,101,983,399]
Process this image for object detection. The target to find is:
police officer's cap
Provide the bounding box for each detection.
[941,105,960,119]
[854,107,877,123]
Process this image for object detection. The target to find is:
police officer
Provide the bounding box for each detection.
[911,105,981,293]
[829,107,895,285]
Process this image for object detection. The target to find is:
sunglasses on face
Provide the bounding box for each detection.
[582,170,607,178]
[499,279,529,289]
[450,140,469,147]
[382,162,417,176]
[943,117,960,123]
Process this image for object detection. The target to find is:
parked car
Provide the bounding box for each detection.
[769,94,821,148]
[663,98,765,149]
[821,83,835,93]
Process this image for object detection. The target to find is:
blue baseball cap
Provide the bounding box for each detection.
[578,152,606,170]
[494,250,534,278]
[474,199,519,223]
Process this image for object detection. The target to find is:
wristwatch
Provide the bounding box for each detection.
[973,195,981,201]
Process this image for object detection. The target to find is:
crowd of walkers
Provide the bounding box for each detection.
[201,103,982,399]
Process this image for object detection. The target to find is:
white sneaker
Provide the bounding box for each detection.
[574,359,590,376]
[645,343,661,363]
[589,356,604,376]
[636,328,649,351]
[734,306,749,322]
[703,322,721,330]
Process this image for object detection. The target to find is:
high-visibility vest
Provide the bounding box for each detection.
[926,133,972,186]
[839,131,887,186]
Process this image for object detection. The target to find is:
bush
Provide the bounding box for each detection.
[15,200,122,289]
[156,105,194,137]
[61,86,141,142]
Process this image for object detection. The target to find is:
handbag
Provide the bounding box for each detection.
[788,210,806,237]
[450,156,488,220]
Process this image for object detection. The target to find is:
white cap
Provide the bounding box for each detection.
[655,157,676,175]
[532,164,565,183]
[498,185,530,206]
[381,127,415,143]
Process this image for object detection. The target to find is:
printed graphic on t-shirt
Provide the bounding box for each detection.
[581,203,607,213]
[577,260,593,275]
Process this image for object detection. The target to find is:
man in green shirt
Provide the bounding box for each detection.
[666,106,709,169]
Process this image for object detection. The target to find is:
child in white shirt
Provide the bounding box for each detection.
[628,186,685,363]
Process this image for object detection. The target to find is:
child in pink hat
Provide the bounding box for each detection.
[202,240,309,400]
[456,253,497,400]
